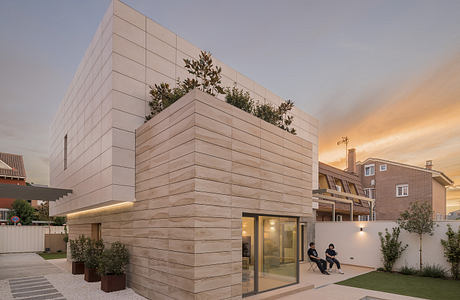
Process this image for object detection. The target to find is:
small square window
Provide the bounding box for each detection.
[396,184,409,197]
[380,164,387,171]
[364,164,375,176]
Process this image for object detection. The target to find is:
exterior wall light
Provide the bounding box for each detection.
[360,227,363,232]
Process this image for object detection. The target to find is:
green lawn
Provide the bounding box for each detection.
[337,271,460,300]
[38,252,67,260]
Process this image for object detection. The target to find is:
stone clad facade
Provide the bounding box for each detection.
[49,0,318,216]
[67,90,313,299]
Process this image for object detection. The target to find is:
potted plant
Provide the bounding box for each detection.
[98,241,129,292]
[84,239,104,282]
[69,235,88,275]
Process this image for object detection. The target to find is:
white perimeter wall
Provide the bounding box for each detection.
[315,221,460,272]
[0,226,65,253]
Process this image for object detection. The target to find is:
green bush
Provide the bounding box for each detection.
[378,227,408,272]
[225,87,254,113]
[146,51,297,135]
[400,265,419,275]
[84,239,104,269]
[98,242,129,275]
[69,235,88,263]
[376,267,386,272]
[420,264,447,279]
[441,224,460,280]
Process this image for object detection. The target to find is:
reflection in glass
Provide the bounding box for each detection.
[258,216,297,292]
[242,217,255,294]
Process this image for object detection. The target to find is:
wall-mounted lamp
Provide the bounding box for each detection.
[360,227,363,232]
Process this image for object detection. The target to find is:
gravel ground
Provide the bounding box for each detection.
[46,273,147,300]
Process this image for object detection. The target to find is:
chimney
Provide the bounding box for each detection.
[426,160,433,170]
[348,148,356,173]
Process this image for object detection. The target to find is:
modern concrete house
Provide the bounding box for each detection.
[49,0,318,298]
[355,155,453,220]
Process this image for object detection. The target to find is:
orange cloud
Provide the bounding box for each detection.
[319,52,460,213]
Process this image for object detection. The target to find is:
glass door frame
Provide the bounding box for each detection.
[242,213,300,297]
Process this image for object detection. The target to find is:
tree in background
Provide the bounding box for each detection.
[37,201,66,226]
[378,227,408,272]
[7,199,36,225]
[441,224,460,279]
[398,201,435,271]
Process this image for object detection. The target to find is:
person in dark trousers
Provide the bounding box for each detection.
[325,243,344,274]
[307,242,329,275]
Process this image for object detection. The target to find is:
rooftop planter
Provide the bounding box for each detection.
[145,51,296,135]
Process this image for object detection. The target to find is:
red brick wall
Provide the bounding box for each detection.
[359,161,433,220]
[0,178,26,209]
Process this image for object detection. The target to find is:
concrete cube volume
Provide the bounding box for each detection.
[50,1,318,298]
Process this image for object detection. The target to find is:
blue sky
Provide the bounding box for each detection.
[1,0,460,210]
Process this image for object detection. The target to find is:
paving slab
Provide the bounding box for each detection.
[0,254,63,280]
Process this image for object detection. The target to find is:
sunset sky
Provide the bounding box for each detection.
[1,0,459,211]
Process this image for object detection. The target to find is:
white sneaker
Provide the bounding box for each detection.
[338,269,344,274]
[328,268,332,272]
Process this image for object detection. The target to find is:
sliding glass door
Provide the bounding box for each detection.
[242,214,298,296]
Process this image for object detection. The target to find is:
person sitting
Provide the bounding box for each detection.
[307,242,329,275]
[325,243,344,274]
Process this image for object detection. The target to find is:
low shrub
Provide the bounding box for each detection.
[376,267,386,272]
[400,265,419,275]
[69,235,89,263]
[420,264,447,279]
[84,239,104,269]
[441,224,460,280]
[378,227,408,272]
[98,241,129,275]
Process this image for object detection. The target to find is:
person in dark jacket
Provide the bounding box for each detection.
[307,242,329,275]
[325,243,344,274]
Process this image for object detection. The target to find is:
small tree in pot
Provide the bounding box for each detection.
[84,239,104,282]
[69,235,89,274]
[98,242,129,292]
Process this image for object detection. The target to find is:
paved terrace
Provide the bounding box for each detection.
[248,263,425,300]
[0,254,426,300]
[0,253,145,300]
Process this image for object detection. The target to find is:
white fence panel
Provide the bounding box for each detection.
[0,226,65,253]
[315,221,460,271]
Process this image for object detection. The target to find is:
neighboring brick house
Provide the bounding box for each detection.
[314,162,373,221]
[0,152,27,222]
[354,154,453,220]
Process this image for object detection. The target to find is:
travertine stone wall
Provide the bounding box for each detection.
[67,90,312,299]
[51,0,318,216]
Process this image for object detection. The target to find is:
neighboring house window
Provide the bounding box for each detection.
[358,215,369,221]
[364,164,375,176]
[364,188,375,199]
[379,164,387,171]
[334,178,344,192]
[0,209,9,222]
[64,134,68,170]
[396,184,409,197]
[336,215,343,222]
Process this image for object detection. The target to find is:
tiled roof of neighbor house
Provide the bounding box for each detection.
[0,152,26,179]
[357,158,454,186]
[319,162,365,196]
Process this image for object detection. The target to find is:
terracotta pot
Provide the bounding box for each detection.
[72,261,85,275]
[101,274,126,292]
[84,266,101,282]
